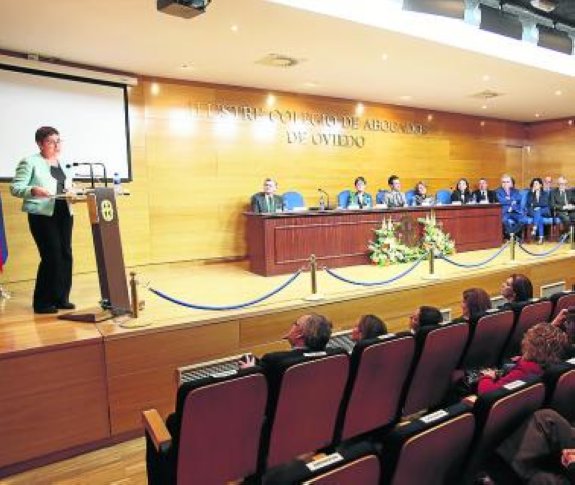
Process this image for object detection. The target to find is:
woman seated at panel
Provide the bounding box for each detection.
[526,177,551,244]
[477,323,568,394]
[351,314,388,342]
[450,178,474,204]
[452,288,492,325]
[413,181,434,206]
[500,273,533,311]
[348,176,373,209]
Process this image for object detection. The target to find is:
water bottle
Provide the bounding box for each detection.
[319,195,325,211]
[113,172,123,195]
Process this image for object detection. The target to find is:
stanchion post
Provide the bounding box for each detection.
[310,254,318,295]
[422,247,440,280]
[507,233,517,264]
[304,254,325,301]
[130,271,140,318]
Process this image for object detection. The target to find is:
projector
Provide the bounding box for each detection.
[157,0,211,19]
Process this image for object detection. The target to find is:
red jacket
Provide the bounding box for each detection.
[478,358,543,394]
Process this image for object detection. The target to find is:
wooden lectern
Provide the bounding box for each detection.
[59,187,131,322]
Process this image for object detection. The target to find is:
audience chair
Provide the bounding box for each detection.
[550,290,575,319]
[380,403,475,485]
[435,189,452,205]
[259,350,349,472]
[282,191,305,210]
[463,377,546,482]
[405,189,416,206]
[337,190,351,208]
[543,360,575,423]
[375,189,388,204]
[143,368,267,485]
[402,322,469,416]
[262,441,380,484]
[336,333,415,443]
[502,299,553,359]
[459,310,515,370]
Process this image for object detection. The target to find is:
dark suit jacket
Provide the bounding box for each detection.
[251,192,284,213]
[450,189,473,204]
[550,188,575,213]
[472,189,497,203]
[525,190,550,216]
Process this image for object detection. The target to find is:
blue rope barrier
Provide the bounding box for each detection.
[437,242,509,268]
[517,234,568,257]
[148,269,302,310]
[323,254,426,287]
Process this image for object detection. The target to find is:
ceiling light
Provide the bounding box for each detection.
[381,53,389,61]
[256,53,301,68]
[481,104,487,110]
[555,90,562,96]
[482,74,490,81]
[230,24,239,32]
[399,95,412,101]
[179,63,195,70]
[303,81,318,88]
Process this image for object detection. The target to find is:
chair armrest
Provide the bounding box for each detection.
[462,394,477,407]
[142,409,172,453]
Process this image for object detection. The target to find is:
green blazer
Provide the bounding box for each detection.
[10,153,75,216]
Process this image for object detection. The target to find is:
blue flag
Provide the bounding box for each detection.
[0,192,7,271]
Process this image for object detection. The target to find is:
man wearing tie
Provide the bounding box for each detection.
[251,178,284,214]
[472,178,497,203]
[383,175,407,208]
[550,176,575,227]
[543,176,553,195]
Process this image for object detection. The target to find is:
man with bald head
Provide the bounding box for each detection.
[550,176,575,227]
[496,174,527,238]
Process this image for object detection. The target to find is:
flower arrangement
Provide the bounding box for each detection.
[419,212,455,256]
[369,213,455,265]
[369,217,423,266]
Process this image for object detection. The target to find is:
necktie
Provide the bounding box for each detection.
[266,195,272,212]
[561,191,566,205]
[482,191,486,200]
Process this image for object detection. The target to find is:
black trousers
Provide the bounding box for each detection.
[28,200,73,310]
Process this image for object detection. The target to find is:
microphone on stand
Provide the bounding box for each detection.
[318,188,330,210]
[66,162,95,189]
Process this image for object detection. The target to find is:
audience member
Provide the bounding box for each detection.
[348,176,373,209]
[495,174,527,238]
[496,409,575,484]
[251,178,283,214]
[453,288,492,324]
[240,313,333,368]
[413,181,434,206]
[550,176,575,229]
[409,305,443,334]
[384,175,407,207]
[477,323,568,394]
[500,273,533,310]
[472,178,497,204]
[543,175,553,195]
[451,178,473,204]
[351,314,388,342]
[526,177,551,244]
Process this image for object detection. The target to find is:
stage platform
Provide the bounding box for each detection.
[1,243,575,475]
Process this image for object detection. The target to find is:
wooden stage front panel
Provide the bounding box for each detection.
[246,205,502,275]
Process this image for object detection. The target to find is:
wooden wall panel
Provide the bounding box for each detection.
[0,342,109,468]
[1,78,533,283]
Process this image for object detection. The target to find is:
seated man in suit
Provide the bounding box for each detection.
[472,178,497,203]
[550,176,575,228]
[383,175,407,208]
[543,175,553,195]
[240,313,333,369]
[348,176,373,209]
[495,174,527,238]
[251,178,284,213]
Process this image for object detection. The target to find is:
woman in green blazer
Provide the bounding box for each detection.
[10,126,76,314]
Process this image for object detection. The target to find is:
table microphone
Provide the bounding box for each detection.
[318,188,330,210]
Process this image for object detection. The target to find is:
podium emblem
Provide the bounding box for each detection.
[100,199,115,222]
